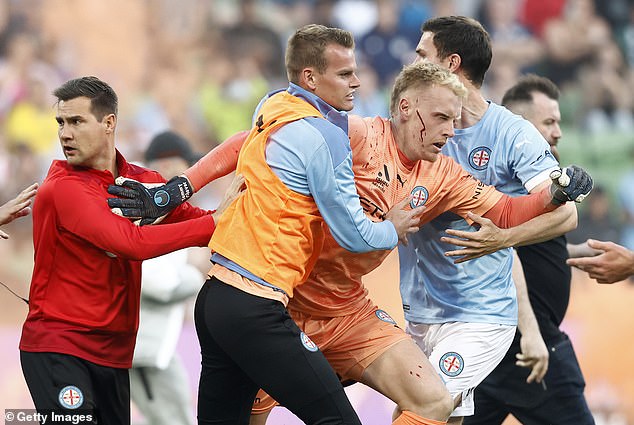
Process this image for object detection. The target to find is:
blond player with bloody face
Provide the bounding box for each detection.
[108,60,593,425]
[248,62,593,425]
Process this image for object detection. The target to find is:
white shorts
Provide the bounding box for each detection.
[406,321,516,417]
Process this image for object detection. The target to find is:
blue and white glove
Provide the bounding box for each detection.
[107,175,194,225]
[549,165,593,205]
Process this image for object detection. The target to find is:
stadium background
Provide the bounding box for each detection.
[0,0,633,424]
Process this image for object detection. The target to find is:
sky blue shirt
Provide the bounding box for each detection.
[214,83,397,291]
[398,102,559,325]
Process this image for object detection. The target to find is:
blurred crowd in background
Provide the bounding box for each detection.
[0,0,633,423]
[1,0,634,245]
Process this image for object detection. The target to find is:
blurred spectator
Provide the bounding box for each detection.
[0,31,62,120]
[478,0,544,73]
[128,52,208,159]
[519,0,566,37]
[357,0,418,87]
[541,0,613,90]
[620,2,634,67]
[576,40,634,133]
[483,58,521,103]
[567,185,622,246]
[398,0,434,41]
[0,144,44,213]
[313,0,338,26]
[196,48,268,143]
[0,1,633,421]
[130,131,206,425]
[617,148,634,251]
[0,0,31,57]
[594,0,631,36]
[146,0,211,47]
[351,62,388,117]
[4,76,58,156]
[222,0,285,84]
[332,0,377,36]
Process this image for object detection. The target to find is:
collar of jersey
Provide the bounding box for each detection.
[286,82,348,133]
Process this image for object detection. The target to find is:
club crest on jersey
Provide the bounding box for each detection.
[439,352,464,377]
[410,186,429,208]
[468,147,491,171]
[58,385,84,409]
[300,332,318,352]
[375,309,397,325]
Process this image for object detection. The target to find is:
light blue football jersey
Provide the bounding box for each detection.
[398,102,559,325]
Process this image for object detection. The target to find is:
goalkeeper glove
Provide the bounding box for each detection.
[549,165,593,205]
[107,175,194,225]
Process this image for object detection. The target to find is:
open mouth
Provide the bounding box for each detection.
[433,142,444,149]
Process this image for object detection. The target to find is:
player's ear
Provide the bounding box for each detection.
[301,68,317,91]
[446,53,461,73]
[103,113,116,134]
[398,97,411,120]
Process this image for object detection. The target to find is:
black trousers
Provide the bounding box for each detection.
[20,351,130,425]
[464,332,595,425]
[194,277,361,425]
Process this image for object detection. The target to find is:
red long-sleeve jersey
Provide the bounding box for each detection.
[20,152,215,368]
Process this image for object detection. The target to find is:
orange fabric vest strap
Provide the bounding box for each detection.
[209,91,328,296]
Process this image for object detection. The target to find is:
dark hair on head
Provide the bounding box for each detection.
[422,16,492,87]
[502,74,560,107]
[53,76,118,120]
[285,24,355,84]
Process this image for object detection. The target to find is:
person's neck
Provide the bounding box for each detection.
[96,148,118,178]
[455,85,488,130]
[390,119,416,164]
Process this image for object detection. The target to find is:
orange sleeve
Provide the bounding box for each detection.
[183,130,248,191]
[483,186,558,228]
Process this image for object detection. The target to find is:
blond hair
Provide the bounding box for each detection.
[390,62,467,116]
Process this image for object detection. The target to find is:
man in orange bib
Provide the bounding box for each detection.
[111,24,424,425]
[109,61,592,425]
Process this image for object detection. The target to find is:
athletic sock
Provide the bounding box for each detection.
[393,410,447,425]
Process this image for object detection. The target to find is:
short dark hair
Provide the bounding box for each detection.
[285,24,355,84]
[422,16,492,88]
[53,76,118,120]
[502,74,560,107]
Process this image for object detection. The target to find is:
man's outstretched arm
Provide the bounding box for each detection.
[0,182,38,239]
[567,239,634,283]
[108,131,247,224]
[441,165,591,263]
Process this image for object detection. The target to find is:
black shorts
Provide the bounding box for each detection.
[194,276,361,425]
[20,351,130,425]
[464,332,594,425]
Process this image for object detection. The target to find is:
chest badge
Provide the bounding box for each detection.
[410,186,429,208]
[468,146,491,171]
